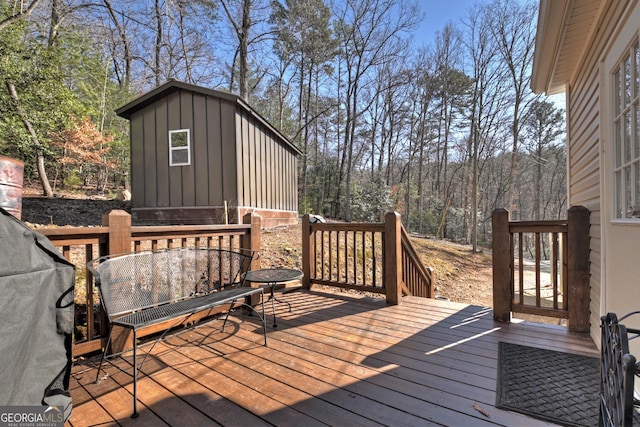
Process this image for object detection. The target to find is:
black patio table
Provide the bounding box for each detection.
[243,268,303,327]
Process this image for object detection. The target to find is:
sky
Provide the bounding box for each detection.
[407,0,566,108]
[414,0,479,46]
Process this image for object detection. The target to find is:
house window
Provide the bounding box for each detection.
[169,129,191,166]
[613,41,640,218]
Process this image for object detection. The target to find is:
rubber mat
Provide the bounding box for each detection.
[496,341,600,427]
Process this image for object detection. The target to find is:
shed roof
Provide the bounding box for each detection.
[116,79,301,155]
[531,0,605,95]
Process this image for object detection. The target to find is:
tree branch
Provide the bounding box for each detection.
[0,0,42,31]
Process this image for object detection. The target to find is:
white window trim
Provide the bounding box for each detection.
[169,129,191,167]
[604,6,640,224]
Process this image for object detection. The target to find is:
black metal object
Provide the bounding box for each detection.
[600,312,640,427]
[87,247,267,418]
[243,268,304,327]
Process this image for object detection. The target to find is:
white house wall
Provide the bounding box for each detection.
[565,0,640,353]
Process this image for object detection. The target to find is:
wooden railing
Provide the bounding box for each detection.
[38,208,433,356]
[492,206,590,332]
[401,227,435,298]
[38,210,262,356]
[301,212,434,304]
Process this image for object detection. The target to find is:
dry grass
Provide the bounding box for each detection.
[409,235,494,306]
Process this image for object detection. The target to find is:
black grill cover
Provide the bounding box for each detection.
[0,208,74,420]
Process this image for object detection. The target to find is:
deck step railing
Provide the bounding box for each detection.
[401,226,435,298]
[301,212,434,304]
[492,206,590,332]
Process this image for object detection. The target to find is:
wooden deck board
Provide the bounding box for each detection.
[67,290,598,426]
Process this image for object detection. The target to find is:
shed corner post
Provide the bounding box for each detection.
[384,211,402,305]
[492,208,511,323]
[102,209,132,256]
[567,205,590,333]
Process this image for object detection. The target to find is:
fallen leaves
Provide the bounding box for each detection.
[473,401,491,418]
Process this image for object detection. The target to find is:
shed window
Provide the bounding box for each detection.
[613,41,640,218]
[169,129,191,166]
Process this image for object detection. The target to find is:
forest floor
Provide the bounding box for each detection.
[20,189,495,308]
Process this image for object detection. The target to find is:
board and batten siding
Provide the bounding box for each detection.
[129,88,239,211]
[236,108,298,212]
[120,80,300,226]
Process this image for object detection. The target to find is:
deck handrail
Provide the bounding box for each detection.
[401,226,435,298]
[492,206,590,332]
[37,210,262,356]
[301,212,434,304]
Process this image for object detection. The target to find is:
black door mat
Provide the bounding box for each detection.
[496,341,600,427]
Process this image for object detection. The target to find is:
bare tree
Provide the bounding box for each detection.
[522,99,565,220]
[100,0,133,88]
[334,0,419,221]
[462,4,505,250]
[5,82,53,196]
[488,0,539,219]
[220,0,251,98]
[271,0,336,207]
[431,23,464,199]
[407,49,437,234]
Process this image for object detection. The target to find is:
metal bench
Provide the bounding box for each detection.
[600,312,640,426]
[87,247,267,418]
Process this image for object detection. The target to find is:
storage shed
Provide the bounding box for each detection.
[116,80,301,227]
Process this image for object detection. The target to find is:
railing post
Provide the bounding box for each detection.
[101,210,132,353]
[567,205,590,332]
[384,211,402,305]
[492,208,511,322]
[242,212,261,270]
[301,214,312,290]
[102,209,131,255]
[242,212,261,306]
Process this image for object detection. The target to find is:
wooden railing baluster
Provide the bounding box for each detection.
[492,207,590,332]
[36,210,261,357]
[301,212,434,304]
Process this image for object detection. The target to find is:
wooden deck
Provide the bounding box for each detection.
[67,290,599,427]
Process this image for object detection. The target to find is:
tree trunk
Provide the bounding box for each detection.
[5,82,53,197]
[238,0,250,99]
[102,0,132,87]
[154,0,162,86]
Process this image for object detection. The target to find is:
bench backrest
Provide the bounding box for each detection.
[87,248,254,319]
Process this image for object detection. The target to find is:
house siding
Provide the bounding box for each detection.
[566,11,603,344]
[130,88,239,210]
[566,0,631,343]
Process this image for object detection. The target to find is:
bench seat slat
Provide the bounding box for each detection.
[112,287,263,329]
